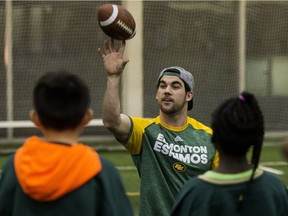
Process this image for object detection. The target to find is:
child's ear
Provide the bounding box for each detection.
[82,108,93,126]
[29,110,42,128]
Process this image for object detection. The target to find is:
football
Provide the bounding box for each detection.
[98,4,136,40]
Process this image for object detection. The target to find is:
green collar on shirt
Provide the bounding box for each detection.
[198,168,264,185]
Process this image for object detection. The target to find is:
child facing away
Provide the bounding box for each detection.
[0,70,133,216]
[171,92,288,216]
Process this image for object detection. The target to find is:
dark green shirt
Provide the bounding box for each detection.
[0,155,133,216]
[172,169,288,216]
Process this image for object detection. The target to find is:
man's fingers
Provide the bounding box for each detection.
[104,40,110,52]
[98,39,127,64]
[97,48,105,58]
[123,59,129,67]
[110,38,115,51]
[118,40,126,54]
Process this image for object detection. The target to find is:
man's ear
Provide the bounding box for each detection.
[156,90,160,100]
[29,110,42,128]
[82,108,93,126]
[186,91,194,102]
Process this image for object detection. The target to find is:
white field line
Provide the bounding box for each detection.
[259,165,284,175]
[116,166,137,170]
[259,161,287,175]
[260,161,288,166]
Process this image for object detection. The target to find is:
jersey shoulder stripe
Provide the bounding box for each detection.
[125,116,157,154]
[187,117,212,135]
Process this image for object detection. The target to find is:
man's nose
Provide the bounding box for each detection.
[164,86,172,94]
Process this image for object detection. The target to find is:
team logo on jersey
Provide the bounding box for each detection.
[173,162,186,172]
[174,136,183,142]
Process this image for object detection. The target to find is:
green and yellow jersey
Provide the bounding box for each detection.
[123,116,219,216]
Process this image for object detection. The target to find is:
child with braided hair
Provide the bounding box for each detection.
[171,92,288,216]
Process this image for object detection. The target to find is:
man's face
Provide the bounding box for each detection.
[156,76,191,114]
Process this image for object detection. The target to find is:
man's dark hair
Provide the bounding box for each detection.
[211,91,264,209]
[33,70,90,131]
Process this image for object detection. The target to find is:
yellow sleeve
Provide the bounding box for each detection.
[124,117,154,155]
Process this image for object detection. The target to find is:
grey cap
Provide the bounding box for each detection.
[158,66,194,91]
[157,66,194,110]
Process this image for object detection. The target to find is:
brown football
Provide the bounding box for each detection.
[98,4,136,40]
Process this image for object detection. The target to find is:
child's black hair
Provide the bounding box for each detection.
[33,70,90,131]
[211,91,264,210]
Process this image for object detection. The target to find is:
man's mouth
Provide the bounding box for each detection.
[162,97,173,102]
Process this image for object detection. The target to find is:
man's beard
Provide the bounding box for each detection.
[159,101,186,114]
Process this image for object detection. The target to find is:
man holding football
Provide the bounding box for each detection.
[98,38,219,216]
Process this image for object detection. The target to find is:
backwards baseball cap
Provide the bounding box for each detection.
[157,66,194,111]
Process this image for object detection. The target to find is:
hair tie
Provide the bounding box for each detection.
[238,94,245,101]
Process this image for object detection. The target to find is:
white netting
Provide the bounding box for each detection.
[1,1,288,141]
